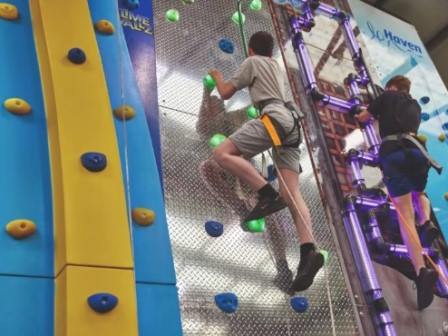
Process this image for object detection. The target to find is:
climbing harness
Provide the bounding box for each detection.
[382,133,443,174]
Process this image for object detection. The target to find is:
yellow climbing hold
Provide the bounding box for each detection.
[438,133,446,142]
[6,220,36,239]
[0,3,18,20]
[132,208,155,226]
[444,192,448,201]
[95,19,115,35]
[113,105,135,120]
[3,98,31,115]
[416,134,427,144]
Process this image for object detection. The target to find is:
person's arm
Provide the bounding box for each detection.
[355,94,383,123]
[209,69,237,100]
[209,58,254,100]
[355,107,372,123]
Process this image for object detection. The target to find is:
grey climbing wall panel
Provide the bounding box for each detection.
[155,0,361,334]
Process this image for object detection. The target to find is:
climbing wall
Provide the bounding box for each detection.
[154,0,361,334]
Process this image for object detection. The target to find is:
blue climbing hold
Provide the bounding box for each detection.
[421,113,430,122]
[290,296,309,313]
[124,0,139,9]
[219,38,234,54]
[81,152,107,172]
[88,293,119,313]
[443,122,448,131]
[419,96,430,105]
[205,221,224,237]
[267,164,277,182]
[68,48,86,65]
[215,292,238,313]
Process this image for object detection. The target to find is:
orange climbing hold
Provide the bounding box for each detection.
[132,208,155,226]
[113,105,135,120]
[0,3,18,20]
[444,192,448,201]
[95,19,115,35]
[6,220,36,239]
[3,98,32,115]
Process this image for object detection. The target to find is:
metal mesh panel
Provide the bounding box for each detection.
[155,1,360,334]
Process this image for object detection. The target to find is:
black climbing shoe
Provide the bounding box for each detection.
[243,194,287,222]
[418,221,440,246]
[273,267,294,295]
[290,250,324,292]
[416,267,437,310]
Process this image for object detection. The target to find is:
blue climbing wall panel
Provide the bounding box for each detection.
[0,0,53,278]
[0,275,53,335]
[88,1,181,335]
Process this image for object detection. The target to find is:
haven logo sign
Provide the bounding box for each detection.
[366,21,423,57]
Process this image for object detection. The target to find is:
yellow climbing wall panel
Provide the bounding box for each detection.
[56,266,138,336]
[30,0,133,272]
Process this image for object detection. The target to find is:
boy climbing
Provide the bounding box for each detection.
[208,31,323,292]
[356,75,442,310]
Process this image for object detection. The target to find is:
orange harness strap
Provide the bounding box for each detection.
[260,114,282,147]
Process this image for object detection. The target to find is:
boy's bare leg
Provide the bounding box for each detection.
[278,168,314,244]
[391,193,425,273]
[391,192,438,309]
[413,192,440,246]
[213,139,266,190]
[277,168,323,292]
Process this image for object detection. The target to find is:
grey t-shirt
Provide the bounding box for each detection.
[229,55,293,128]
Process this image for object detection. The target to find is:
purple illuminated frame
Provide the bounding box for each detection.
[288,1,448,334]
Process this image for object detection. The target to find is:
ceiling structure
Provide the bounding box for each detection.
[360,0,448,87]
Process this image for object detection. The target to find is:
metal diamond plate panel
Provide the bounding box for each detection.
[155,0,360,334]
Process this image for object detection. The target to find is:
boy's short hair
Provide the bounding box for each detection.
[249,31,274,57]
[386,75,411,93]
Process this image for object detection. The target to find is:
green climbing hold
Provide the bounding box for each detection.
[231,11,245,25]
[245,218,265,233]
[203,74,216,91]
[320,249,329,265]
[246,105,259,119]
[165,9,180,22]
[249,0,262,11]
[209,134,227,149]
[181,0,194,4]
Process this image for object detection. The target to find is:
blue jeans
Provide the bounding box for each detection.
[380,148,430,197]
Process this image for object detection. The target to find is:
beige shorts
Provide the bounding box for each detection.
[228,113,302,174]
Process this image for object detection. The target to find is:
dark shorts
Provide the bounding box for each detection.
[380,148,429,197]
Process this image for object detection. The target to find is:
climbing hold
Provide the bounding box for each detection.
[215,292,238,313]
[319,249,329,265]
[438,133,446,142]
[181,0,194,4]
[219,38,234,54]
[205,221,224,237]
[81,152,107,172]
[113,105,136,120]
[249,0,262,11]
[124,0,139,9]
[290,296,309,313]
[132,208,155,226]
[420,113,430,122]
[416,134,427,144]
[95,20,115,35]
[0,3,18,20]
[419,96,430,105]
[444,192,448,201]
[165,9,180,22]
[267,164,277,182]
[442,122,448,131]
[88,293,118,313]
[3,98,31,115]
[6,220,36,239]
[244,218,265,233]
[203,74,216,91]
[246,105,259,119]
[231,11,245,25]
[68,48,86,65]
[209,134,226,149]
